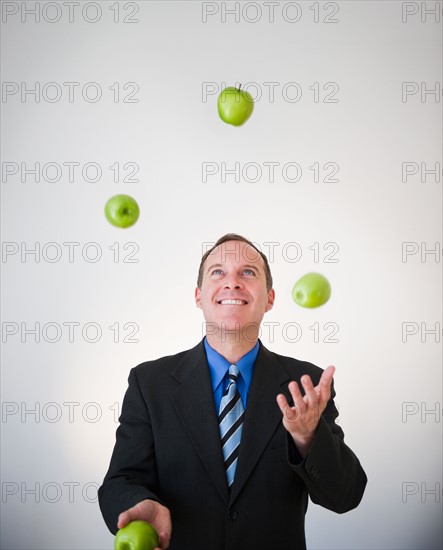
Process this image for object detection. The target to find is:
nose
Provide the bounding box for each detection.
[224,273,243,289]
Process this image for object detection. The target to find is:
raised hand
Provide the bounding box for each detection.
[276,366,335,457]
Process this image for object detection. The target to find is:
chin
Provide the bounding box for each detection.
[220,322,243,333]
[221,319,261,334]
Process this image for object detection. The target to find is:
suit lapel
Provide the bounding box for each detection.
[229,344,291,503]
[169,341,292,506]
[170,341,230,504]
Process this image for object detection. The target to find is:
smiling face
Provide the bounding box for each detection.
[195,240,275,339]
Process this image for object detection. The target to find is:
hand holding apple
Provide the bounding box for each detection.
[217,85,254,126]
[292,272,331,308]
[117,499,171,550]
[115,521,159,550]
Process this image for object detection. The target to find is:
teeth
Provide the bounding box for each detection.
[220,299,246,305]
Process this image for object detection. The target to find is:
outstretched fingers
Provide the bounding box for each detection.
[318,365,335,404]
[276,392,297,421]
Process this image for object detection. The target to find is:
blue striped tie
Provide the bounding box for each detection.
[218,365,245,487]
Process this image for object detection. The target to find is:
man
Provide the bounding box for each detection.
[99,234,367,550]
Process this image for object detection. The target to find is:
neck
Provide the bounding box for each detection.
[206,332,258,364]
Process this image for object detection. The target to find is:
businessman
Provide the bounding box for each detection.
[99,233,367,550]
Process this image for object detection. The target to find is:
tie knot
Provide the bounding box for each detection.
[228,364,239,381]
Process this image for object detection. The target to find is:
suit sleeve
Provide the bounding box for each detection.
[287,381,368,514]
[98,367,166,534]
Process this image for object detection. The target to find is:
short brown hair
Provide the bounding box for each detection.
[197,233,273,291]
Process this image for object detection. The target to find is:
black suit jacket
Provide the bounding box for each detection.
[98,340,367,550]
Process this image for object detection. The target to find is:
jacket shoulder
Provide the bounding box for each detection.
[261,344,324,381]
[131,341,203,378]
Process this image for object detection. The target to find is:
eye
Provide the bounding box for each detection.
[243,269,255,276]
[211,269,224,275]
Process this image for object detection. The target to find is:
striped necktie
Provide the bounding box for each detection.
[218,364,245,487]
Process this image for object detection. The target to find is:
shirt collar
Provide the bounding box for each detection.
[203,337,259,392]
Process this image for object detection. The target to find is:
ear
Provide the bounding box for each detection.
[265,288,275,313]
[195,286,202,309]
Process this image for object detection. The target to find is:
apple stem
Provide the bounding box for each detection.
[238,83,242,91]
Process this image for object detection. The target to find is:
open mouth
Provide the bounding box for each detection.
[217,299,248,305]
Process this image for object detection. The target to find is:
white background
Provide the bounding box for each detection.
[1,1,442,549]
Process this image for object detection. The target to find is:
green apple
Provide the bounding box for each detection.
[105,194,140,228]
[114,520,159,550]
[217,86,254,126]
[292,273,331,308]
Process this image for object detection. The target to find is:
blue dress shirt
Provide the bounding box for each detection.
[203,337,259,411]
